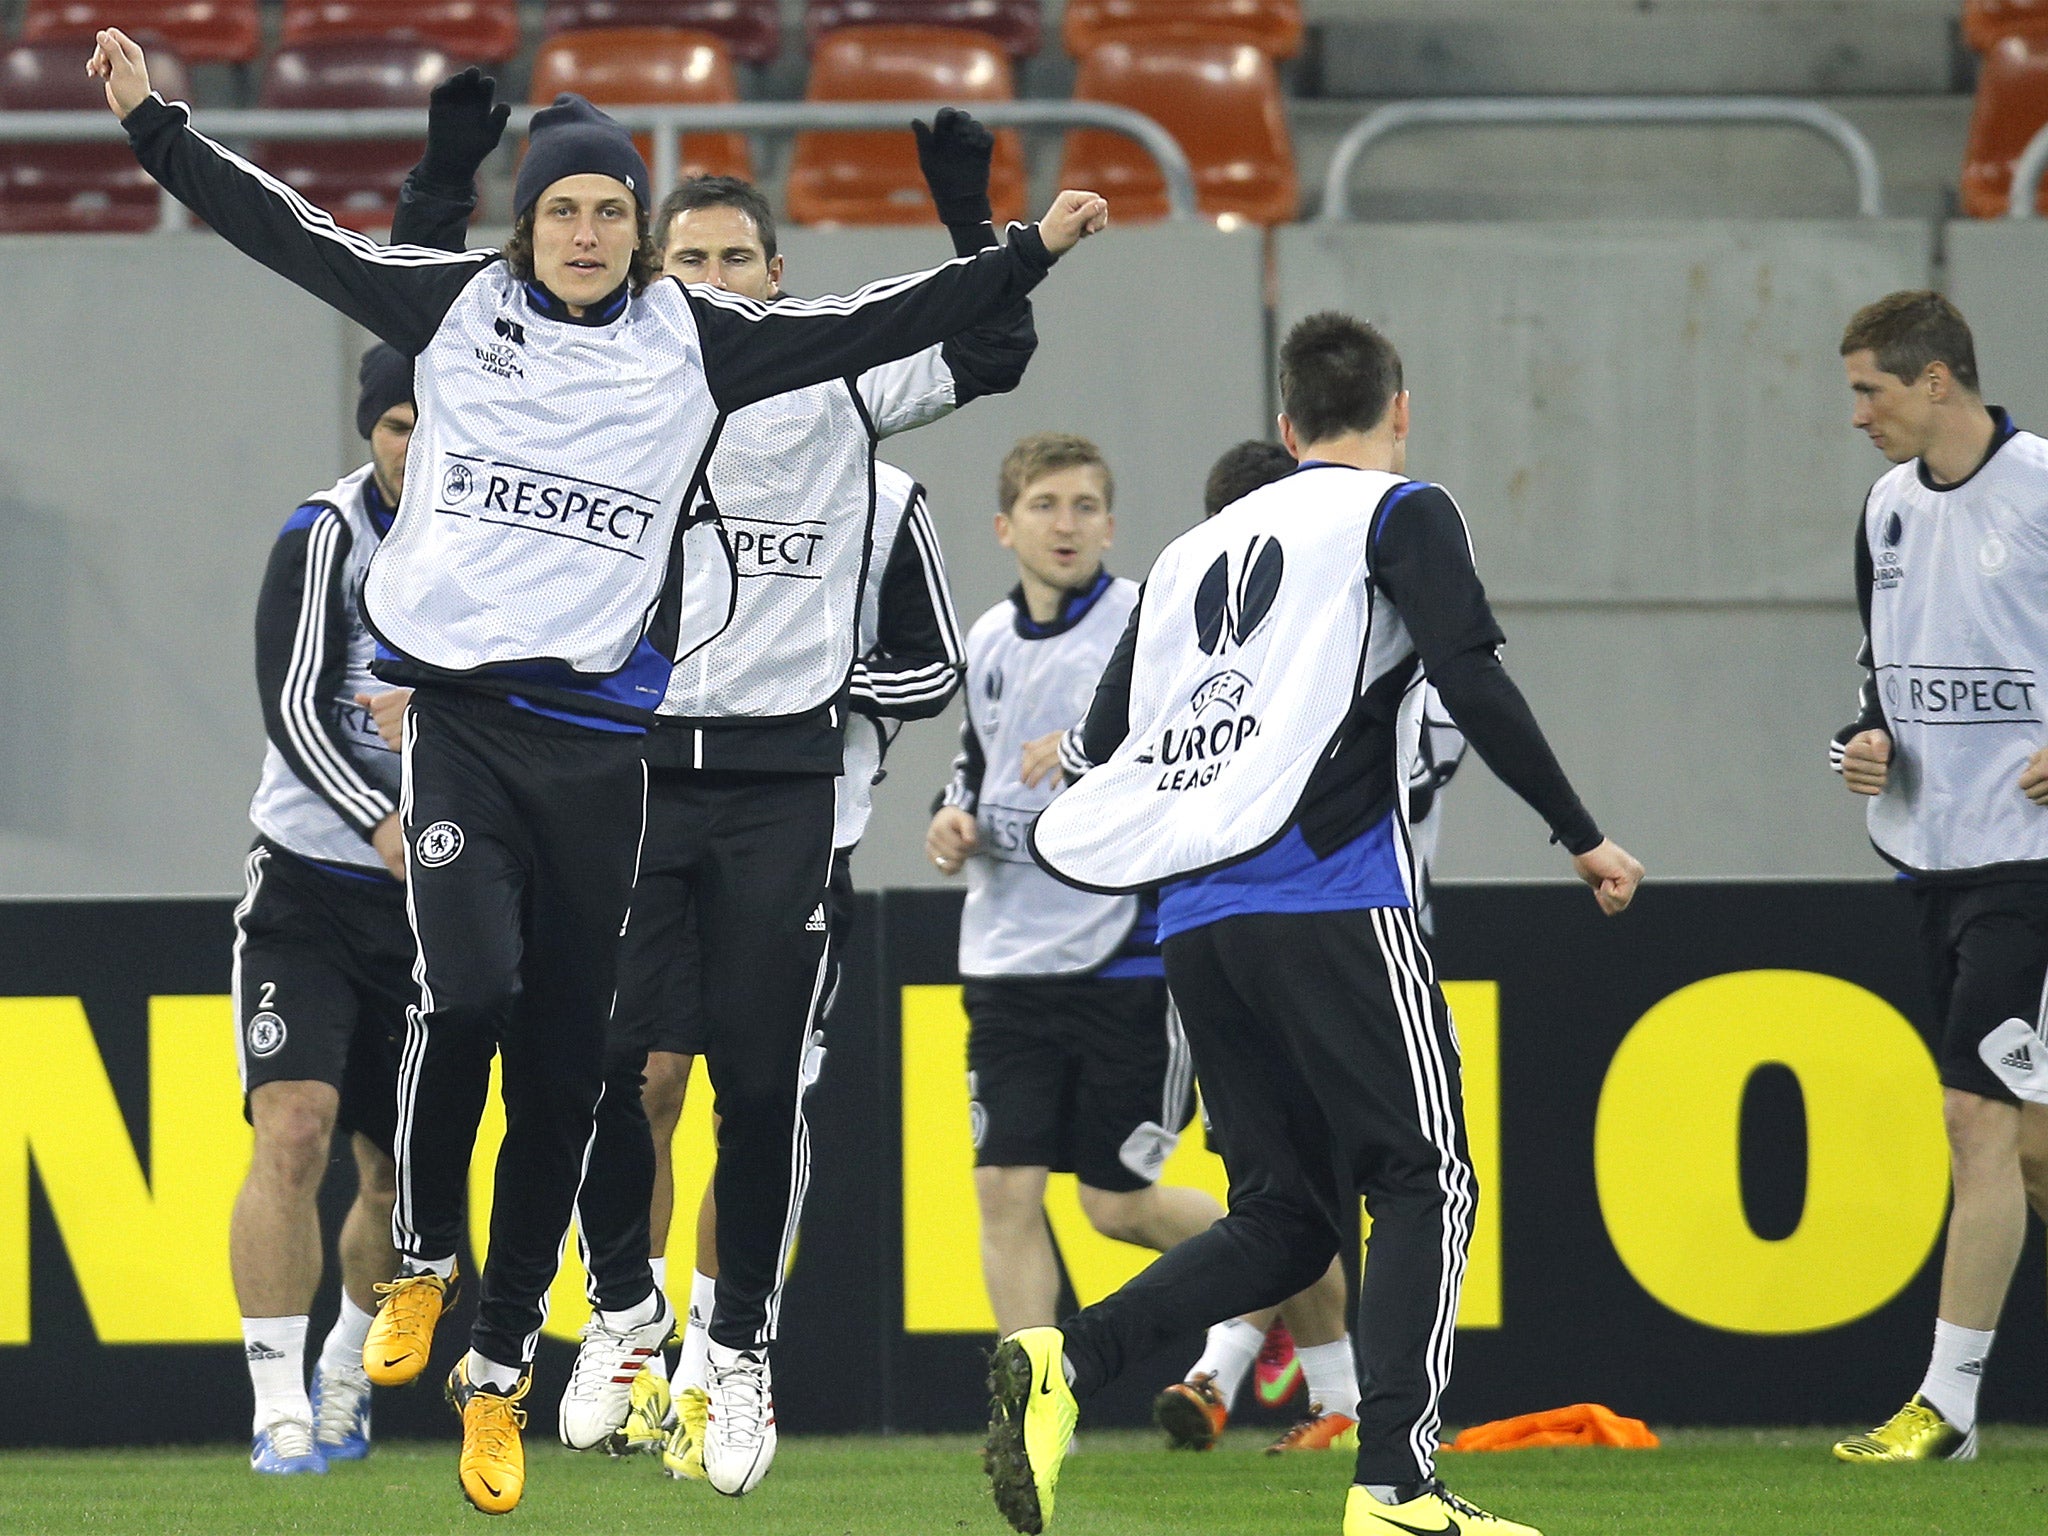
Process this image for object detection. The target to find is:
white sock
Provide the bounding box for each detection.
[1189,1318,1263,1408]
[1365,1484,1404,1506]
[1299,1337,1360,1419]
[640,1256,674,1381]
[679,1270,716,1392]
[1918,1319,1994,1431]
[464,1349,524,1393]
[318,1295,375,1378]
[597,1286,664,1333]
[404,1253,456,1281]
[243,1315,310,1432]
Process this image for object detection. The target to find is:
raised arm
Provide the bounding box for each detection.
[93,31,492,354]
[855,109,1040,435]
[689,189,1103,415]
[390,67,507,254]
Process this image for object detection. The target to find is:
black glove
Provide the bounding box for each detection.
[418,67,509,193]
[913,106,995,229]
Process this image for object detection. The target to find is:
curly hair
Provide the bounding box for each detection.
[502,206,661,297]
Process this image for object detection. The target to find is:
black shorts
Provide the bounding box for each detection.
[614,815,854,1061]
[1912,879,2048,1105]
[963,974,1194,1193]
[232,839,412,1152]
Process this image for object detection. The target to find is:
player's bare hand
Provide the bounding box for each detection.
[371,814,407,883]
[1019,731,1066,790]
[926,806,980,876]
[87,29,151,118]
[1572,838,1643,916]
[2021,743,2048,806]
[356,688,413,752]
[1039,190,1108,256]
[1841,728,1891,797]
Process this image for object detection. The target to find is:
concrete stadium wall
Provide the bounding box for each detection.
[8,216,2019,897]
[1274,219,1934,880]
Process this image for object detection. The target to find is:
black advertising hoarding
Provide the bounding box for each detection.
[0,883,2041,1445]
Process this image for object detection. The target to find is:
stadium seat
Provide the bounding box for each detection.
[1062,0,1303,61]
[787,25,1026,226]
[20,0,261,66]
[1965,0,2048,54]
[541,2,782,67]
[1962,34,2048,216]
[804,1,1041,61]
[529,29,752,189]
[1060,39,1297,226]
[280,1,523,64]
[0,41,190,232]
[256,43,452,232]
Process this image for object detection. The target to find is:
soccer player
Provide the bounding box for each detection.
[927,434,1271,1381]
[386,93,993,1486]
[1828,291,2048,1464]
[91,31,1101,1514]
[229,346,416,1476]
[999,313,1641,1536]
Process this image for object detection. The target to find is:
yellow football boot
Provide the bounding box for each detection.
[661,1386,711,1482]
[363,1265,457,1388]
[446,1359,530,1516]
[612,1367,672,1457]
[1833,1396,1977,1462]
[1266,1406,1360,1454]
[1345,1481,1541,1535]
[986,1328,1078,1534]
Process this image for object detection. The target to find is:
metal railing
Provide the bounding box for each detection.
[0,99,1200,229]
[1320,97,1887,221]
[2007,120,2048,220]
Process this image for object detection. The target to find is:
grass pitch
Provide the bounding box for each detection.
[1,1427,2045,1534]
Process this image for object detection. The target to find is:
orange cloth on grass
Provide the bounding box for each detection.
[1448,1404,1659,1452]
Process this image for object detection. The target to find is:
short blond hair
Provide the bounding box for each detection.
[998,432,1114,514]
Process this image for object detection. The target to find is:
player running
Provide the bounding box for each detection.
[229,347,416,1476]
[1829,291,2048,1464]
[91,30,1101,1514]
[385,89,996,1489]
[928,434,1287,1409]
[995,313,1641,1536]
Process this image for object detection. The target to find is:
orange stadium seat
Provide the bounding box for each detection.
[256,42,452,231]
[1063,0,1303,60]
[1060,39,1297,225]
[786,25,1026,226]
[805,1,1042,61]
[529,29,752,188]
[542,2,782,66]
[280,1,523,64]
[0,41,190,231]
[21,0,261,65]
[1962,34,2048,216]
[1965,0,2048,53]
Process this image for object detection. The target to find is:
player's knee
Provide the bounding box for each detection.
[1943,1088,2019,1169]
[641,1051,692,1127]
[1075,1183,1152,1245]
[974,1167,1047,1232]
[249,1085,337,1187]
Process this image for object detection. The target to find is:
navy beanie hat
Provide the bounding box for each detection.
[515,94,650,222]
[356,344,414,440]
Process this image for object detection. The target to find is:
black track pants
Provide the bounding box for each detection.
[1057,905,1475,1488]
[573,768,835,1347]
[391,690,649,1368]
